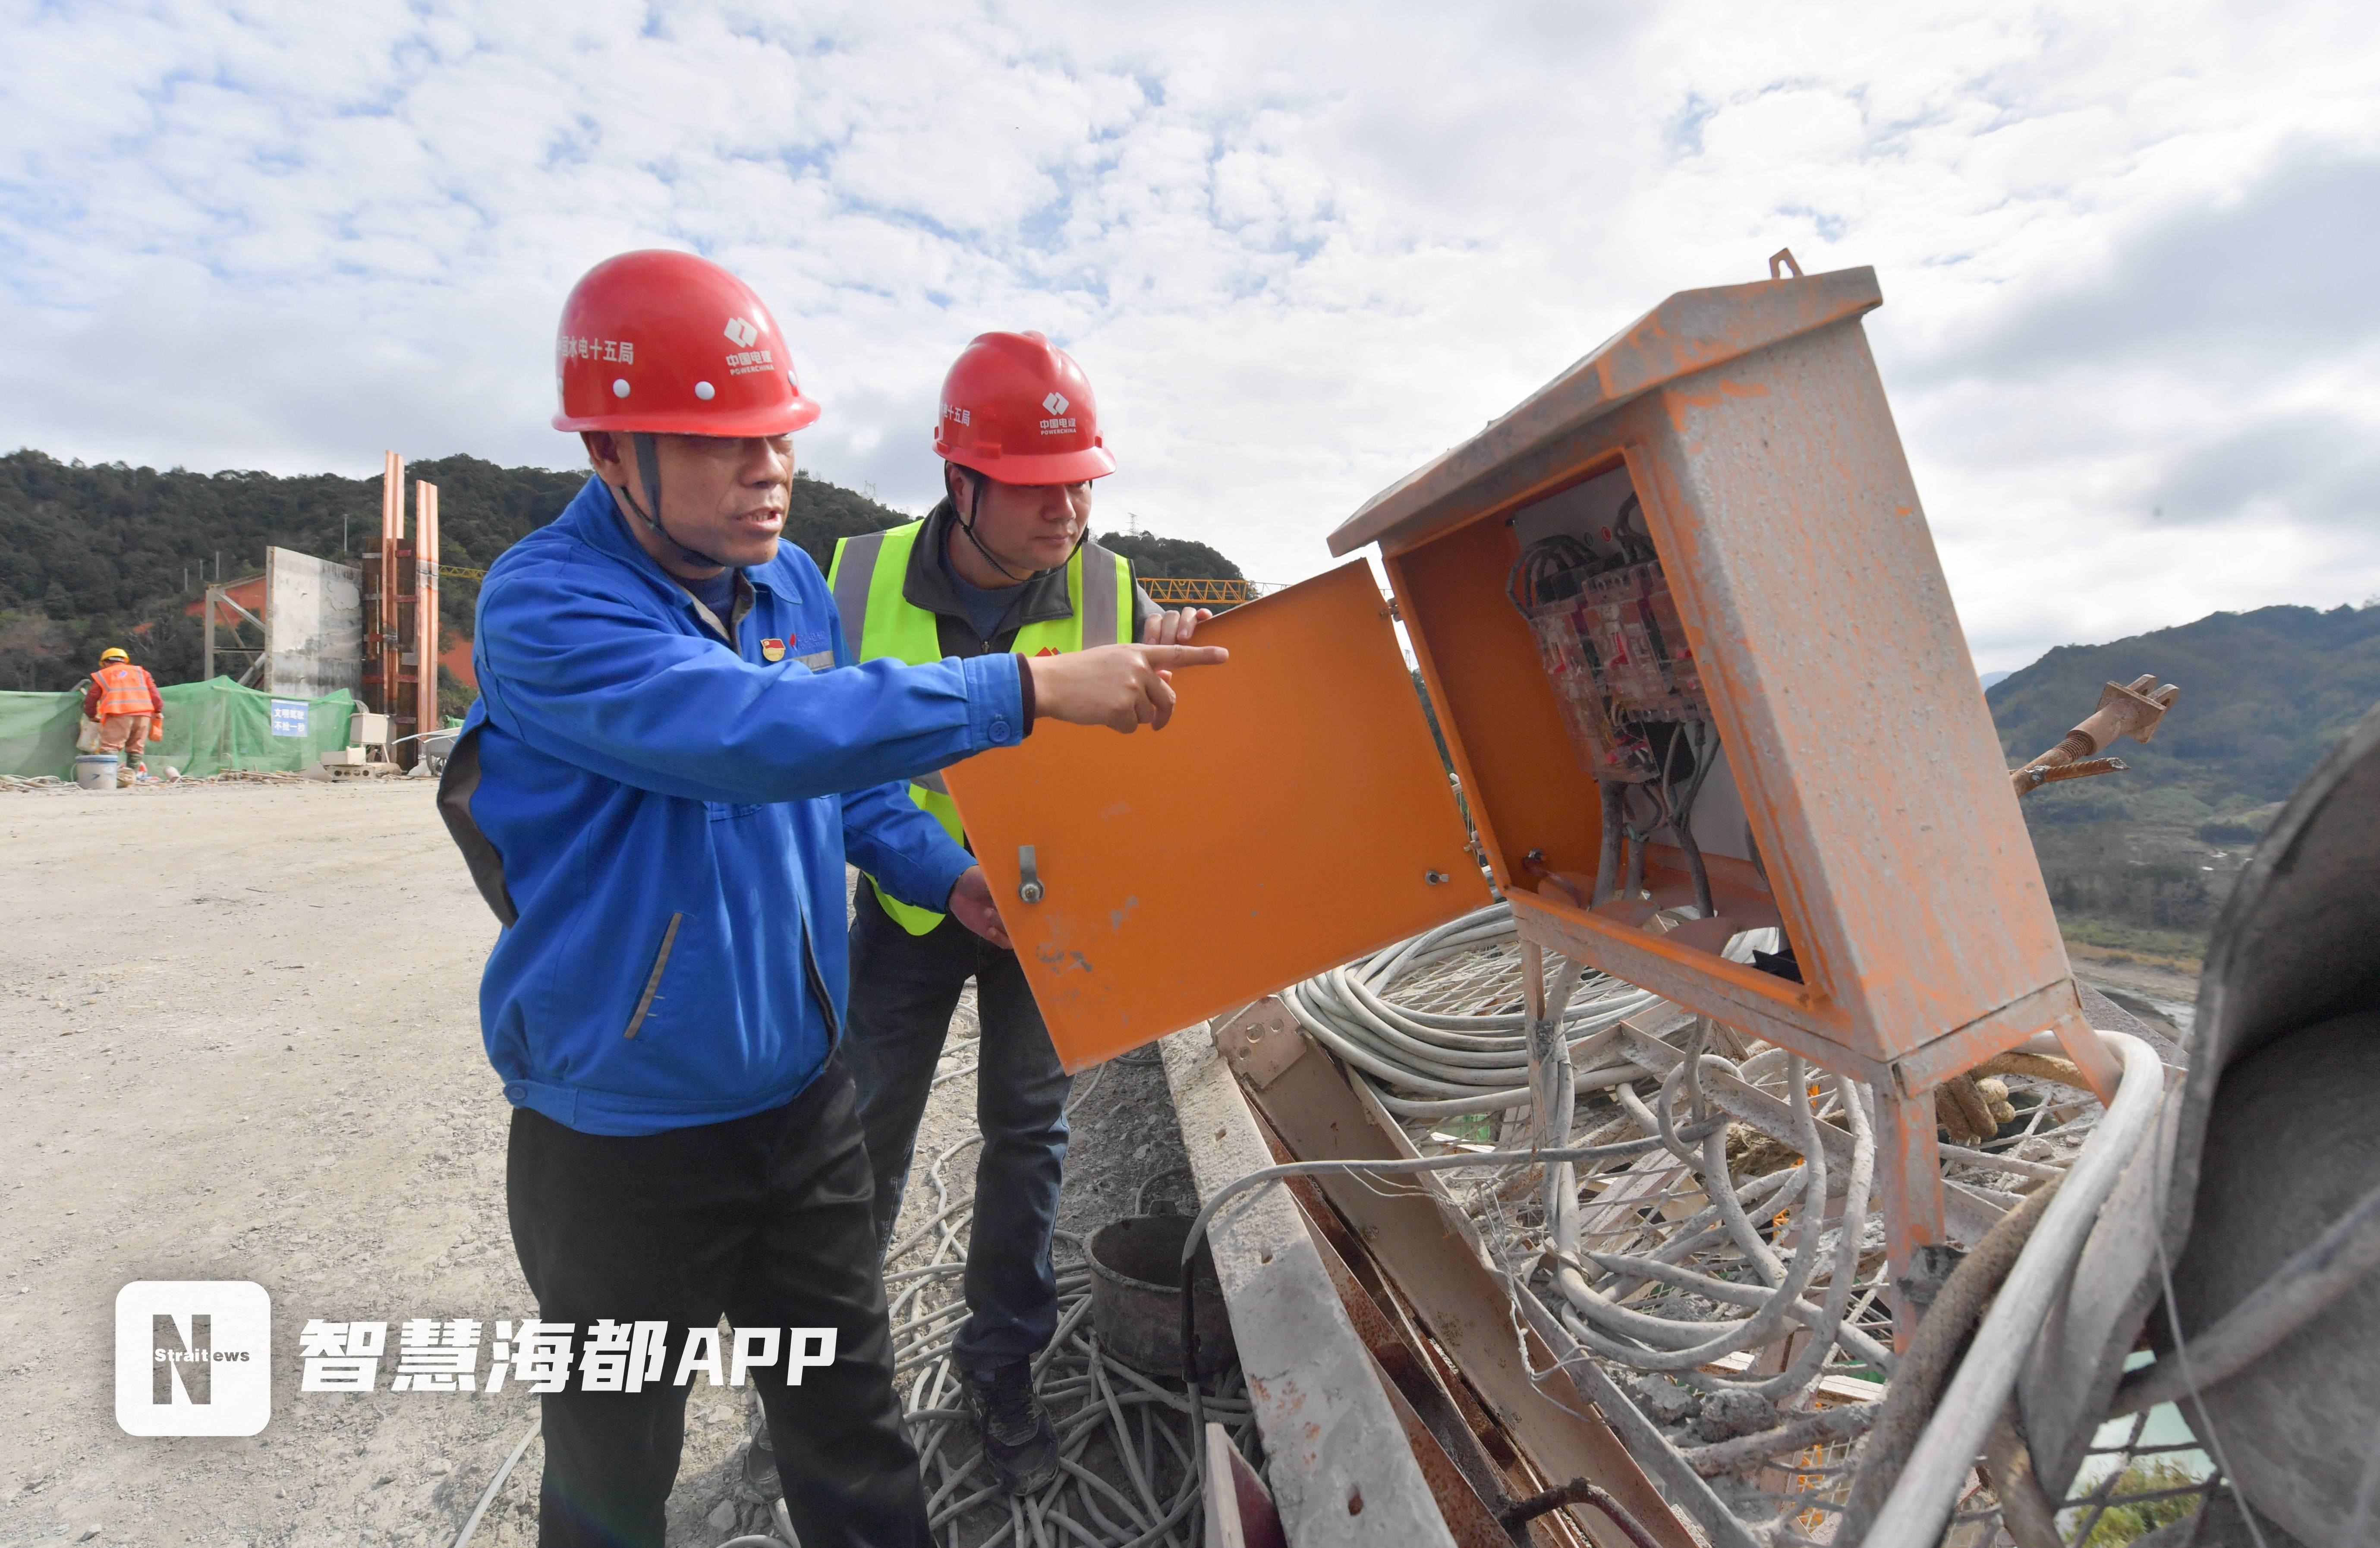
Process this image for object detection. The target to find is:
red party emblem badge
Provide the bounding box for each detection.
[761,638,787,662]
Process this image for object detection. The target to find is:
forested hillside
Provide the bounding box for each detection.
[0,450,911,694]
[1097,531,1243,583]
[1987,602,2380,963]
[0,450,1251,700]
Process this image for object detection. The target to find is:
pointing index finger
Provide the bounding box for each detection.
[1139,644,1229,668]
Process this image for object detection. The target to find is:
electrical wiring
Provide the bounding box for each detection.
[1234,905,2173,1545]
[1279,901,1662,1116]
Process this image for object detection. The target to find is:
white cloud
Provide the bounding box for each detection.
[2,0,2377,669]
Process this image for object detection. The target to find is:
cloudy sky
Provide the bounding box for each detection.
[4,0,2374,671]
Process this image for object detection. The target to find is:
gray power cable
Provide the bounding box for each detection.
[450,1414,541,1548]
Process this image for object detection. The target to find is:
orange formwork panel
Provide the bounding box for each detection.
[942,561,1491,1072]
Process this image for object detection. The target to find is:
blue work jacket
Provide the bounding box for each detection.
[441,476,1027,1136]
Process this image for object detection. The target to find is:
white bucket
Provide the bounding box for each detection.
[73,754,122,793]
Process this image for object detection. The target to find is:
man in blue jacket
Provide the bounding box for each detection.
[439,249,1224,1548]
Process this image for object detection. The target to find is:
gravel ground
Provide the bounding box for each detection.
[0,779,1189,1548]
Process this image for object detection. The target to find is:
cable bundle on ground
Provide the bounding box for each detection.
[885,1134,1256,1548]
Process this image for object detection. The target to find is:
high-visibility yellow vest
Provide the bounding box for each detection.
[828,520,1133,934]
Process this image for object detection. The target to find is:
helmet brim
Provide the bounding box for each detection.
[938,444,1118,485]
[554,396,823,438]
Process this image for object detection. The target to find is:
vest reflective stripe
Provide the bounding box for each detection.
[827,521,1133,935]
[1078,542,1122,650]
[92,664,154,720]
[831,527,886,659]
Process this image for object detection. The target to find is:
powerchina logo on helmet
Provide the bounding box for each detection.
[722,315,776,377]
[1039,391,1076,435]
[115,1280,272,1436]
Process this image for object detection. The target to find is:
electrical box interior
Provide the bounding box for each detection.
[1386,458,1790,985]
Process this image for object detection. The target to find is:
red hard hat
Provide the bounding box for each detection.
[552,250,821,438]
[934,331,1116,484]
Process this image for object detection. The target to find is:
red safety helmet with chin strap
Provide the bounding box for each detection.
[933,331,1115,486]
[552,250,819,569]
[553,249,820,437]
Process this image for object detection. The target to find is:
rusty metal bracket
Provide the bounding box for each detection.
[2012,674,2179,798]
[2017,756,2128,791]
[1214,998,1311,1091]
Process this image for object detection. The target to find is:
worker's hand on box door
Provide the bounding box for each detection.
[1025,643,1227,734]
[1141,606,1212,646]
[947,866,1012,950]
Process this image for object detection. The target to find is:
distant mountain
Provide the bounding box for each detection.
[1985,602,2380,962]
[1978,668,2015,689]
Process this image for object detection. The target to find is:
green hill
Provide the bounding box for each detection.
[0,450,1247,710]
[0,450,913,700]
[1097,531,1242,584]
[1986,602,2380,965]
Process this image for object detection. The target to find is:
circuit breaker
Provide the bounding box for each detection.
[946,262,2116,1255]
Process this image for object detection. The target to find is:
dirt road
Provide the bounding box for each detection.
[0,781,1187,1548]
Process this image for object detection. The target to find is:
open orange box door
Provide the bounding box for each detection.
[942,560,1492,1073]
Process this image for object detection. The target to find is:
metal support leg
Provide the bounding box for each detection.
[1519,939,1550,1158]
[2049,1006,2125,1108]
[1879,1090,1947,1350]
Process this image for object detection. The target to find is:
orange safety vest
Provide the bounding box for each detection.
[92,663,157,719]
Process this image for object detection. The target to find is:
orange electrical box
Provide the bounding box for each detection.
[946,262,2113,1263]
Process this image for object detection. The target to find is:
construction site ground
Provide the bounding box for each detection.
[0,780,1192,1548]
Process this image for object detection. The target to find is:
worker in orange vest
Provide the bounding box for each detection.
[83,647,164,780]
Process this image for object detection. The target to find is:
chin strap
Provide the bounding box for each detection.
[615,431,737,573]
[952,467,1083,584]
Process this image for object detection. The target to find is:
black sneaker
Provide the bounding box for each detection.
[961,1362,1058,1495]
[737,1436,783,1504]
[737,1389,783,1503]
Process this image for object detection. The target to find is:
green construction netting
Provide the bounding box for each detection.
[0,678,356,781]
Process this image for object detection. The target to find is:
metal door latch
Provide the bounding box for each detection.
[1017,846,1045,905]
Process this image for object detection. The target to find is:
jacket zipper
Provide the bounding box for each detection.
[623,913,684,1039]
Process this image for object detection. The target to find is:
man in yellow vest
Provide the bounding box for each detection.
[83,646,164,782]
[825,333,1206,1496]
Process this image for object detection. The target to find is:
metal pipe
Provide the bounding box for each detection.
[1496,1478,1667,1548]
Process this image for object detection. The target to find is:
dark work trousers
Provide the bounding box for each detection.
[505,1059,930,1548]
[843,882,1073,1373]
